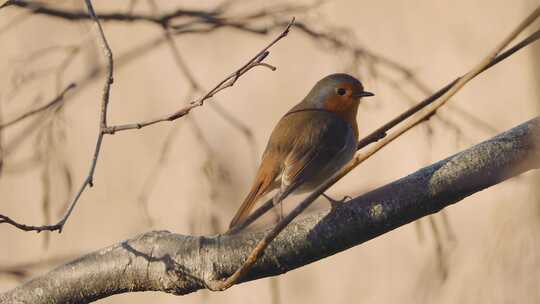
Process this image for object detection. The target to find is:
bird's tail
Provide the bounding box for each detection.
[229,158,280,229]
[229,183,264,229]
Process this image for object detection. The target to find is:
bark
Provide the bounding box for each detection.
[2,117,540,304]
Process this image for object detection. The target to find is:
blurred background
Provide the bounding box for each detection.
[0,0,539,303]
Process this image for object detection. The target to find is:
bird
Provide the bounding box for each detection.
[229,73,374,229]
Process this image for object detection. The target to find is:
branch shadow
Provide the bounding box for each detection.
[120,241,206,294]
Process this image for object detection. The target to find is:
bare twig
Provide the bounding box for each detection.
[84,0,114,186]
[406,75,498,134]
[357,28,540,150]
[102,17,295,134]
[0,0,114,233]
[211,7,540,290]
[381,74,473,144]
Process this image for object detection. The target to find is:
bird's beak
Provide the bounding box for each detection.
[355,91,375,98]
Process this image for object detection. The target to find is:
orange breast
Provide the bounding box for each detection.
[323,96,359,140]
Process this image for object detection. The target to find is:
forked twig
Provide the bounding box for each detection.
[102,17,295,134]
[212,7,540,290]
[0,0,113,233]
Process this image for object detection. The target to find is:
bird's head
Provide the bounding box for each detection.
[304,73,374,113]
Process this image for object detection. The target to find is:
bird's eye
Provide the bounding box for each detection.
[336,88,347,96]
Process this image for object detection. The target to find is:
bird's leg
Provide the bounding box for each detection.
[272,193,284,222]
[322,193,352,209]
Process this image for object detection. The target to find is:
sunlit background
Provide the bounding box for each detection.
[1,0,539,303]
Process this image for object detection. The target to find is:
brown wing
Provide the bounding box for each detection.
[280,111,350,191]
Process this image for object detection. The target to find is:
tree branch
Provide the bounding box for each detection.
[2,117,539,303]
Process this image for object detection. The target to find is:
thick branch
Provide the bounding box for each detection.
[2,117,539,303]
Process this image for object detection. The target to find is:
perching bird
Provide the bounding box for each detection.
[229,73,374,228]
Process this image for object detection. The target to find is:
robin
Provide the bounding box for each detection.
[229,73,374,228]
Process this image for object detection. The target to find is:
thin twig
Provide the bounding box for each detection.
[102,17,295,135]
[381,74,473,145]
[211,7,540,290]
[0,0,114,233]
[404,74,499,135]
[357,28,540,150]
[85,0,114,186]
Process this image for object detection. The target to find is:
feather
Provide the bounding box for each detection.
[228,153,281,228]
